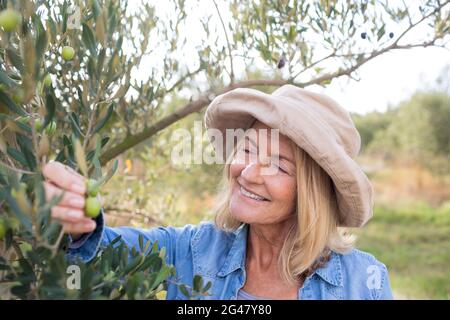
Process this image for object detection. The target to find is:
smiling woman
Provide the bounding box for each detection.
[45,84,393,300]
[213,121,354,297]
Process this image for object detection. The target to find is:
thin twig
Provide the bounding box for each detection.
[393,0,449,47]
[0,160,36,175]
[290,51,336,80]
[163,65,204,97]
[51,228,66,258]
[212,0,235,84]
[11,240,25,260]
[401,0,413,25]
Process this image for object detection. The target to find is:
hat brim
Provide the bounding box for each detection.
[204,87,373,227]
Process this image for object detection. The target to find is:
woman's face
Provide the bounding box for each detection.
[229,120,297,225]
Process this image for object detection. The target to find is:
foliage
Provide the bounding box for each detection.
[352,109,396,152]
[357,91,450,175]
[0,0,213,300]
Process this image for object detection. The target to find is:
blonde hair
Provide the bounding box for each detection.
[213,138,355,285]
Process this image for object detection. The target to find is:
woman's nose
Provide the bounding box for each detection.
[240,156,271,184]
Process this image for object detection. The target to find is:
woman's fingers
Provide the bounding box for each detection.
[51,206,96,234]
[60,220,97,235]
[51,205,92,224]
[43,162,98,237]
[44,182,85,209]
[44,161,99,236]
[43,161,86,195]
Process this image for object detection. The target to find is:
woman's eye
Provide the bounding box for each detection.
[274,163,290,174]
[278,166,288,174]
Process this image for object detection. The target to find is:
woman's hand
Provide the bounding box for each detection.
[42,161,97,240]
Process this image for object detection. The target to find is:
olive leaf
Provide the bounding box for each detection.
[73,138,88,177]
[43,93,56,129]
[0,70,18,88]
[82,23,97,57]
[94,158,118,186]
[0,91,27,116]
[93,103,114,133]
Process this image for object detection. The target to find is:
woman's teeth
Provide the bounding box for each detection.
[240,186,267,201]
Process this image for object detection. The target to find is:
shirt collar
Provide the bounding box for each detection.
[216,223,248,277]
[313,251,344,287]
[216,223,344,287]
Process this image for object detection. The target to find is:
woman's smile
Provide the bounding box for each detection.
[238,184,270,203]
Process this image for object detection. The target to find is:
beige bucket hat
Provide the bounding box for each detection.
[204,84,374,227]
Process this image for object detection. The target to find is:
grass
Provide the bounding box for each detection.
[355,200,450,299]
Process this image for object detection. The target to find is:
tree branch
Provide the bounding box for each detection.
[99,79,289,165]
[98,0,450,165]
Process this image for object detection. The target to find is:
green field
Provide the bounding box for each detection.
[355,201,450,299]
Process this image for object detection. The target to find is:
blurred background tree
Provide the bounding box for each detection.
[362,91,450,175]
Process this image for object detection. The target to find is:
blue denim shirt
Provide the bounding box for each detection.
[67,213,394,300]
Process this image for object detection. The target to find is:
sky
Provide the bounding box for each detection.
[136,0,450,115]
[316,46,450,114]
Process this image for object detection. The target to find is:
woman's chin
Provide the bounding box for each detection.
[229,211,255,224]
[229,200,263,224]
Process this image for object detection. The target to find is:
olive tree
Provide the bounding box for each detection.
[0,0,210,299]
[0,0,448,299]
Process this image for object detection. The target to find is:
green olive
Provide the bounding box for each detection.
[0,9,20,32]
[85,197,101,218]
[43,74,52,87]
[86,179,99,197]
[34,118,43,132]
[61,46,75,61]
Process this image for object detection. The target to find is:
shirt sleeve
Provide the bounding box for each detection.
[66,209,197,264]
[376,264,394,300]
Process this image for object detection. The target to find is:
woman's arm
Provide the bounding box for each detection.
[42,161,188,264]
[377,265,394,300]
[66,210,186,264]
